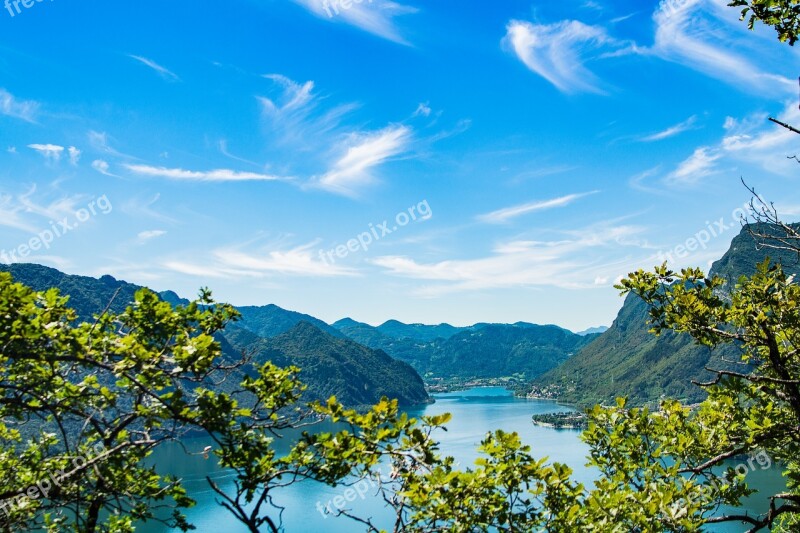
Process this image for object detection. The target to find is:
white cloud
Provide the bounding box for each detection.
[504,19,628,94]
[128,55,180,81]
[291,0,417,44]
[258,74,358,149]
[260,74,315,115]
[28,144,65,162]
[163,242,358,279]
[0,89,39,122]
[371,222,650,295]
[667,146,721,185]
[88,131,131,158]
[315,125,411,197]
[137,230,167,244]
[719,102,800,175]
[665,101,800,186]
[413,102,432,117]
[477,192,599,224]
[640,115,698,142]
[650,0,794,93]
[92,160,114,176]
[124,164,286,182]
[0,186,85,232]
[67,146,81,165]
[27,144,80,165]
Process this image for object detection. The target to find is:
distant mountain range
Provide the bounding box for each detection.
[332,319,597,381]
[0,264,427,408]
[0,263,603,406]
[576,326,609,336]
[21,229,786,412]
[533,225,800,407]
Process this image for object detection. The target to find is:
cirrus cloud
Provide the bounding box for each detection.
[124,164,287,182]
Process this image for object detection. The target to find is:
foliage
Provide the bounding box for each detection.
[334,319,597,382]
[2,248,798,531]
[226,321,429,407]
[303,256,800,531]
[0,273,235,531]
[729,0,800,45]
[0,263,428,410]
[0,272,425,532]
[535,225,800,408]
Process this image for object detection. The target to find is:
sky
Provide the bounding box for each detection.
[0,0,798,331]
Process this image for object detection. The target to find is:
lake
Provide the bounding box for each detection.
[138,387,786,532]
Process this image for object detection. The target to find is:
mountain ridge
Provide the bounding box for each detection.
[534,225,800,407]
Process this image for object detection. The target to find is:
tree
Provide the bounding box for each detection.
[0,274,431,532]
[730,0,800,45]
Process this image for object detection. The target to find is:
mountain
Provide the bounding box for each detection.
[236,304,344,339]
[427,325,597,380]
[227,322,429,407]
[577,326,609,336]
[534,225,800,407]
[0,264,428,408]
[333,318,595,381]
[375,320,467,341]
[332,318,434,368]
[0,263,166,320]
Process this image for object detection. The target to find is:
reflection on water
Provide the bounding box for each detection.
[137,387,785,532]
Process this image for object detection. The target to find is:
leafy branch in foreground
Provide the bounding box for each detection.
[0,273,417,533]
[729,0,800,45]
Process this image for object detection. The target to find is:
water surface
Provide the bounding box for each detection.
[139,387,785,532]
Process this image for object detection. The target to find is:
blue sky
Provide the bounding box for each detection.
[0,0,798,331]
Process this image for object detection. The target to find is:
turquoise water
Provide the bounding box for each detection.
[138,388,786,532]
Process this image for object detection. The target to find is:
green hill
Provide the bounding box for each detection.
[428,324,597,380]
[333,318,595,381]
[227,321,430,407]
[375,320,467,341]
[237,304,344,338]
[0,264,429,408]
[534,225,800,407]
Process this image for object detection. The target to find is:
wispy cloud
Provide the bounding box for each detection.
[649,0,794,93]
[124,164,286,182]
[314,125,411,197]
[88,131,133,159]
[128,55,180,81]
[137,230,167,244]
[67,146,81,166]
[121,193,178,223]
[92,160,115,177]
[477,191,599,224]
[28,144,65,162]
[0,89,39,122]
[372,221,650,295]
[504,19,629,94]
[665,102,800,186]
[164,241,358,279]
[667,146,721,185]
[640,115,698,142]
[0,186,85,232]
[258,74,357,150]
[291,0,417,45]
